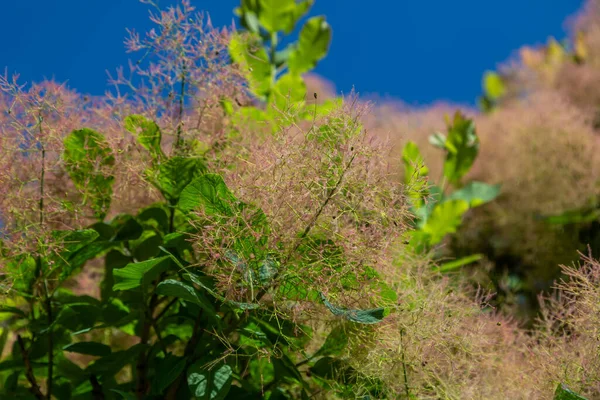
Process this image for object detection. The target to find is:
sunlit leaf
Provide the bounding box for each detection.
[288,16,331,74]
[124,114,164,160]
[421,199,469,246]
[483,71,506,100]
[112,256,171,291]
[553,383,588,400]
[179,174,239,216]
[63,128,115,219]
[441,112,479,185]
[445,181,500,207]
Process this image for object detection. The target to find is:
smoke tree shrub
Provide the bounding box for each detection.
[0,1,406,399]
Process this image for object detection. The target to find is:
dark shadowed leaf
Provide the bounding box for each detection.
[63,341,112,357]
[314,325,348,357]
[155,279,217,319]
[152,354,187,394]
[112,215,144,241]
[137,206,170,233]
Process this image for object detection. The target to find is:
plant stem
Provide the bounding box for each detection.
[155,297,178,322]
[165,308,204,399]
[90,375,105,400]
[37,116,54,400]
[175,62,186,153]
[39,120,45,228]
[400,328,410,399]
[44,280,54,400]
[135,292,159,399]
[270,32,278,94]
[254,152,357,303]
[151,317,168,357]
[17,335,45,400]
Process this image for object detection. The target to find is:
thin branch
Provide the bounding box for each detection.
[254,152,358,303]
[90,375,105,400]
[165,308,204,399]
[400,328,411,399]
[156,297,179,322]
[38,116,54,400]
[17,335,45,400]
[175,62,187,152]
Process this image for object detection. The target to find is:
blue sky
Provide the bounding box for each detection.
[0,0,584,106]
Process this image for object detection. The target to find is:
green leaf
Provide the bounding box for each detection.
[553,383,588,400]
[110,390,137,400]
[153,156,207,202]
[152,354,187,394]
[278,276,320,302]
[133,232,163,262]
[63,341,112,357]
[185,272,259,310]
[187,361,233,400]
[288,16,331,74]
[320,293,385,324]
[240,9,260,33]
[230,106,275,136]
[429,132,447,149]
[112,215,144,241]
[271,73,306,110]
[179,174,238,215]
[255,0,313,34]
[441,112,479,185]
[274,44,294,67]
[54,303,102,333]
[543,206,600,225]
[53,229,100,257]
[483,71,506,100]
[273,353,305,385]
[421,200,469,246]
[87,343,147,377]
[229,33,271,99]
[309,356,355,384]
[0,305,26,317]
[434,254,484,273]
[63,128,115,219]
[124,114,164,160]
[90,222,116,240]
[446,181,500,207]
[155,279,217,318]
[314,325,348,357]
[112,256,171,291]
[402,141,429,205]
[101,250,131,300]
[50,229,101,280]
[137,206,170,233]
[258,256,278,285]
